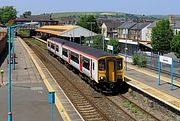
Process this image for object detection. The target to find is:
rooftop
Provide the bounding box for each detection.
[118,22,136,29]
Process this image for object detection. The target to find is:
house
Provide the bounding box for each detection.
[15,15,59,27]
[117,22,136,39]
[101,20,123,38]
[59,16,80,25]
[128,22,151,41]
[174,21,180,34]
[146,21,157,41]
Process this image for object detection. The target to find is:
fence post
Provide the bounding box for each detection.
[157,52,161,86]
[170,59,174,90]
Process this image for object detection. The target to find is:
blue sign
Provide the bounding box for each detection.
[48,92,55,104]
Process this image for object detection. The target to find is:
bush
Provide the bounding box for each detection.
[138,55,147,67]
[132,54,139,65]
[132,54,147,67]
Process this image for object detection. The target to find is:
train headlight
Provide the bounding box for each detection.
[117,75,122,79]
[100,77,104,80]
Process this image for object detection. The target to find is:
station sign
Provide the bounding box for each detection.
[159,56,172,65]
[107,45,113,51]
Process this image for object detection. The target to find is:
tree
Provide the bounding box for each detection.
[76,15,100,33]
[0,6,17,25]
[107,38,120,54]
[151,19,173,55]
[171,33,180,58]
[23,11,31,17]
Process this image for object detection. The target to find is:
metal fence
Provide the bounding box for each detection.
[119,52,180,77]
[144,53,180,77]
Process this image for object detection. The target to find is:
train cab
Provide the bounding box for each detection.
[98,56,124,90]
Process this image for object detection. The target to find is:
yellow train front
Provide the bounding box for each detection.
[97,56,124,92]
[47,37,124,93]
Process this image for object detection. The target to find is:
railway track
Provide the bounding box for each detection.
[106,95,161,121]
[24,37,161,121]
[24,39,110,121]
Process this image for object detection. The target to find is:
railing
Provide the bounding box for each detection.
[119,52,180,78]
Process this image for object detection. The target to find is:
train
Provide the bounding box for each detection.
[47,37,124,92]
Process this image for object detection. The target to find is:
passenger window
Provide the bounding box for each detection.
[62,48,68,57]
[83,57,90,70]
[48,42,50,47]
[93,62,95,70]
[70,51,79,64]
[98,59,105,71]
[51,44,55,49]
[56,46,59,52]
[117,59,122,70]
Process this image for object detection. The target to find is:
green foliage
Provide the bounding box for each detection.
[151,19,173,55]
[23,11,31,17]
[18,29,30,36]
[107,38,120,54]
[0,6,17,25]
[132,54,147,67]
[132,54,139,65]
[171,33,180,58]
[88,35,106,50]
[76,15,100,33]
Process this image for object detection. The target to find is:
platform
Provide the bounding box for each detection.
[17,37,84,121]
[0,37,82,121]
[125,63,180,111]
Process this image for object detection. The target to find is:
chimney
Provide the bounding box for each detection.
[169,15,174,24]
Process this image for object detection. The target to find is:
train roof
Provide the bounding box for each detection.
[48,37,114,59]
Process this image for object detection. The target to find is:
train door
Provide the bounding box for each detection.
[107,59,115,82]
[90,59,92,78]
[68,50,70,63]
[79,55,83,72]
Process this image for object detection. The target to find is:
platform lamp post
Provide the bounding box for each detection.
[7,22,39,121]
[124,29,128,71]
[87,22,96,46]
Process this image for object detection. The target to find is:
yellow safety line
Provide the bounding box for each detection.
[18,37,72,121]
[125,75,180,111]
[127,64,180,87]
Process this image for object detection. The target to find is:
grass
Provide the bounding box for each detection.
[123,100,141,114]
[50,12,125,19]
[25,38,47,50]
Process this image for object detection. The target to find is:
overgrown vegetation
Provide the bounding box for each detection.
[132,53,147,67]
[171,33,180,58]
[18,29,30,36]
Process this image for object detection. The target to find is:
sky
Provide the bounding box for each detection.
[0,0,180,16]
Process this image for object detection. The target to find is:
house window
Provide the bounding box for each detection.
[83,57,90,70]
[62,48,68,57]
[70,51,79,64]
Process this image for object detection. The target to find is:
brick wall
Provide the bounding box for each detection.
[0,32,7,54]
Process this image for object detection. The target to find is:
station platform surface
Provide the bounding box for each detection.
[0,38,82,121]
[125,63,180,111]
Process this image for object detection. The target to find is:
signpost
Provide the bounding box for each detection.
[107,45,114,54]
[157,55,174,90]
[48,92,55,121]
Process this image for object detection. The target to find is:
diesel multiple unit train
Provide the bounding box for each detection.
[47,37,124,91]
